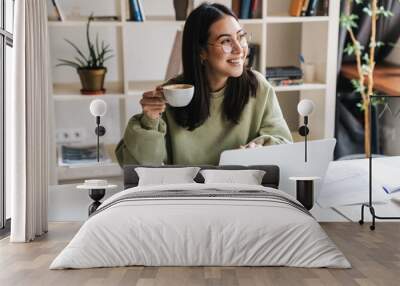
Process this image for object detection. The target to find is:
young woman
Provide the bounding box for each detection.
[116,3,292,166]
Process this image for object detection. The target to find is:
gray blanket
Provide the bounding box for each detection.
[92,189,312,218]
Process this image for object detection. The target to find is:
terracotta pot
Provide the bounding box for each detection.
[77,68,107,95]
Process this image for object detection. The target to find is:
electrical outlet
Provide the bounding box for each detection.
[56,128,87,144]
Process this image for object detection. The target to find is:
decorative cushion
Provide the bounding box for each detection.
[135,167,200,186]
[200,169,266,185]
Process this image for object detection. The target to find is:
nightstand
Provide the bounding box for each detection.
[289,176,320,210]
[77,180,117,215]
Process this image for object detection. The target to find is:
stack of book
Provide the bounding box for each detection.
[265,66,304,87]
[128,0,145,21]
[58,144,111,166]
[289,0,329,17]
[232,0,262,19]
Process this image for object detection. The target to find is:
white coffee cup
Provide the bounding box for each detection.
[163,84,194,107]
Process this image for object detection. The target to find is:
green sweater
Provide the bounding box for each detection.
[115,71,292,166]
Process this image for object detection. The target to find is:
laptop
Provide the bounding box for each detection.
[219,138,336,198]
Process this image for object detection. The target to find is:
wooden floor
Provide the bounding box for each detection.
[0,222,399,286]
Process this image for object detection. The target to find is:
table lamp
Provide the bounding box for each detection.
[297,99,315,162]
[89,99,107,162]
[289,99,318,211]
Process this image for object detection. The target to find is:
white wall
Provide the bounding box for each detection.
[54,97,122,145]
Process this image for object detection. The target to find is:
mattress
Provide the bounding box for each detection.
[50,183,351,269]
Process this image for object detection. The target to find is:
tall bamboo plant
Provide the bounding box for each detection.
[340,0,396,157]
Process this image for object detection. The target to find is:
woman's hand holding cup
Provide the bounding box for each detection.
[140,86,166,120]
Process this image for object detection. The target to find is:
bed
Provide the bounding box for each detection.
[50,165,350,269]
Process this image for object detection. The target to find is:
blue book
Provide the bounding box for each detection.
[306,0,319,16]
[240,0,251,19]
[129,0,143,21]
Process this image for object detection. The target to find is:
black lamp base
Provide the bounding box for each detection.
[296,180,314,211]
[88,188,105,216]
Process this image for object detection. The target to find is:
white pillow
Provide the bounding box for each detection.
[200,169,266,185]
[135,167,200,186]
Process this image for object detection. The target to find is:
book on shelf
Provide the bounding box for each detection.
[232,0,241,17]
[293,0,324,17]
[137,0,146,21]
[266,66,304,87]
[289,0,304,17]
[316,0,329,16]
[128,0,143,21]
[237,0,262,19]
[250,0,262,18]
[51,0,65,21]
[240,0,252,19]
[306,0,319,16]
[269,78,304,87]
[58,144,111,167]
[265,66,303,79]
[300,0,310,16]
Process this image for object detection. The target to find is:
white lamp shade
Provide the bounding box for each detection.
[297,99,315,116]
[89,99,107,117]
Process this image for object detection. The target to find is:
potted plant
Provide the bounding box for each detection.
[340,0,394,157]
[57,15,113,95]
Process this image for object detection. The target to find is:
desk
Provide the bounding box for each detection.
[341,63,400,96]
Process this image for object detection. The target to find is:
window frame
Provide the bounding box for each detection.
[0,0,13,231]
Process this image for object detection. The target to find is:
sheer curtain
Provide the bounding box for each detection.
[8,0,50,242]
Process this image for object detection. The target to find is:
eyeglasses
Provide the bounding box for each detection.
[208,32,251,54]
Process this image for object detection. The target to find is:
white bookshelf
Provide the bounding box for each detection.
[48,0,339,182]
[274,83,327,92]
[266,16,329,23]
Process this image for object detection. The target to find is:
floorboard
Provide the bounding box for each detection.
[0,222,399,286]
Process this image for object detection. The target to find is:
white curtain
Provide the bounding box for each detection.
[8,0,50,242]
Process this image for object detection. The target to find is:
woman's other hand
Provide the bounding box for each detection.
[140,86,166,120]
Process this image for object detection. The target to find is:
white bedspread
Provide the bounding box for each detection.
[50,183,350,269]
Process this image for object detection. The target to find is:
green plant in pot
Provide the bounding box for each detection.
[57,15,113,95]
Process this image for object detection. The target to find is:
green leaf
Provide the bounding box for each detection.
[86,14,97,67]
[64,39,89,64]
[362,6,372,16]
[344,43,355,55]
[371,95,386,106]
[74,57,86,67]
[56,58,81,68]
[95,34,101,60]
[351,79,365,94]
[101,54,114,65]
[361,64,370,75]
[340,14,359,29]
[362,53,370,65]
[370,41,384,48]
[377,6,393,17]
